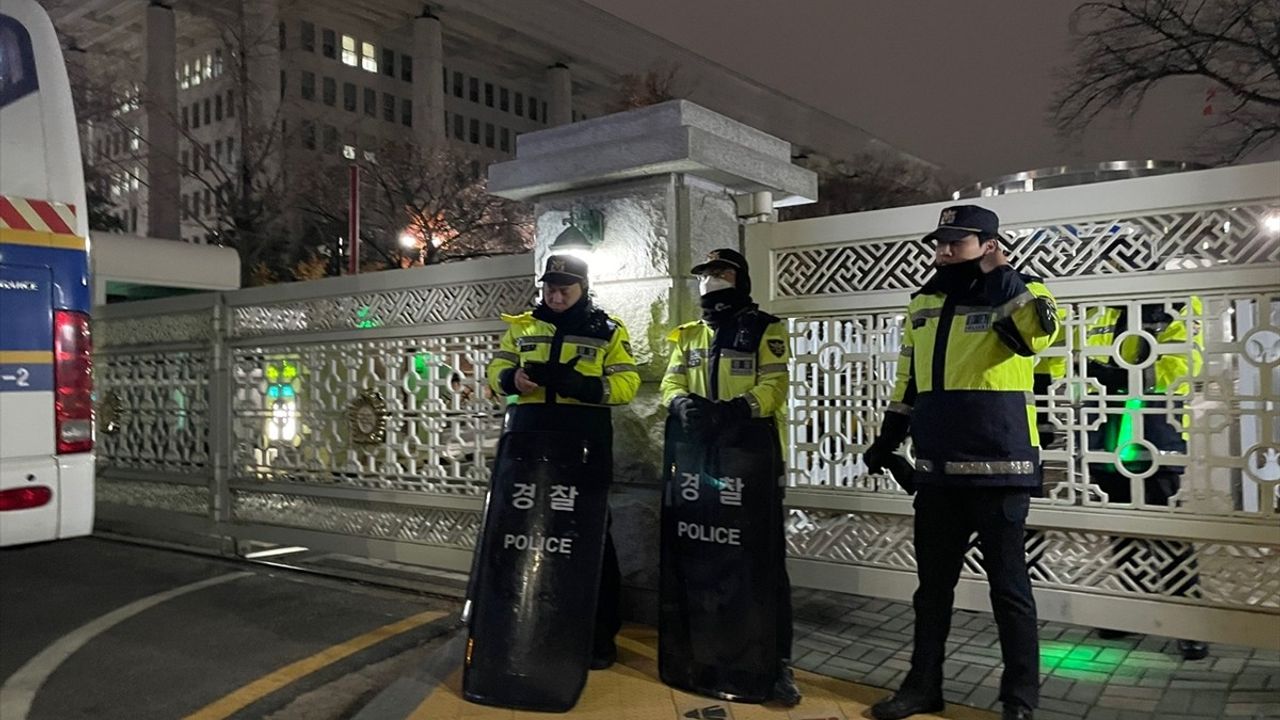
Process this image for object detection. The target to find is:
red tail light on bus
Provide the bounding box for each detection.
[53,310,93,454]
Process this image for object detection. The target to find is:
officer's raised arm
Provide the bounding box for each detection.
[983,251,1059,357]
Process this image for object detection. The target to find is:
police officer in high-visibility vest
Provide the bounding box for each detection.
[659,248,800,706]
[864,206,1058,720]
[1083,298,1209,661]
[482,253,640,674]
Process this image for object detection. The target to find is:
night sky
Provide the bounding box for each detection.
[584,0,1261,180]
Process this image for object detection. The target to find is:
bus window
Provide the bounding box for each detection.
[0,14,38,107]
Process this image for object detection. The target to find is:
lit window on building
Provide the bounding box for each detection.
[342,35,358,66]
[204,52,213,79]
[361,42,377,73]
[192,58,202,86]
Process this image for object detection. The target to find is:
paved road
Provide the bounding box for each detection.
[0,538,457,720]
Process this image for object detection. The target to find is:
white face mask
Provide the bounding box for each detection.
[699,275,734,296]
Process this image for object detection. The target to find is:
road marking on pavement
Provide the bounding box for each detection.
[0,572,253,720]
[184,609,448,720]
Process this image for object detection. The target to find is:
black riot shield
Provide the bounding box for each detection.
[463,429,612,712]
[659,415,784,703]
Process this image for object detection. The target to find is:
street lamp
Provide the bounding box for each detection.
[399,231,417,250]
[550,207,603,256]
[550,220,592,252]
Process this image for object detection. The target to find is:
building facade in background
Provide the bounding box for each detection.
[49,0,935,246]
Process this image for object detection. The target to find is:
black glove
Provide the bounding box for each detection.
[863,442,893,474]
[882,453,916,495]
[1086,359,1128,393]
[544,356,604,403]
[864,410,910,472]
[709,397,752,428]
[669,394,709,435]
[522,361,550,386]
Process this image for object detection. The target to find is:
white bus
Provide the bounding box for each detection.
[0,0,94,545]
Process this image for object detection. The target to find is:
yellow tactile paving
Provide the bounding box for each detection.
[407,626,997,719]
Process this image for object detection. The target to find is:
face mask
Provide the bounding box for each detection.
[699,276,734,296]
[932,257,984,292]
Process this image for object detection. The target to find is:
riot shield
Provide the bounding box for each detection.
[659,415,783,703]
[463,430,612,712]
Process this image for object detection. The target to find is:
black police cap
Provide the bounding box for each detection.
[924,205,1001,243]
[690,248,749,276]
[539,254,589,285]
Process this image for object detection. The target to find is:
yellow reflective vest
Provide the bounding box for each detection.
[660,311,791,447]
[486,309,640,407]
[1083,298,1203,455]
[888,266,1059,487]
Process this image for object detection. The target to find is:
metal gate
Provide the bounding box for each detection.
[747,163,1280,647]
[94,254,532,572]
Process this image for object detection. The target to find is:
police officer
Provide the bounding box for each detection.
[1083,298,1209,660]
[485,254,640,670]
[660,248,800,706]
[864,206,1058,720]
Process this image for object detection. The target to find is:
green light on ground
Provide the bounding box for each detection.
[1039,642,1072,659]
[1040,641,1132,682]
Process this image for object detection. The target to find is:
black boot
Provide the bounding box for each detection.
[1177,639,1209,661]
[868,691,945,720]
[1002,704,1034,719]
[770,664,801,707]
[590,640,616,670]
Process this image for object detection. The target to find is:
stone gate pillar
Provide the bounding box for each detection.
[487,99,817,621]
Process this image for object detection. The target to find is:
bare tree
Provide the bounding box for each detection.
[1053,0,1280,162]
[608,64,684,112]
[295,141,533,274]
[779,153,949,221]
[62,3,293,285]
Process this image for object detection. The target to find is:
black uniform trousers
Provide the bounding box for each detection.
[902,485,1039,711]
[505,402,621,656]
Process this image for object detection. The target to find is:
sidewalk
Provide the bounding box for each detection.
[352,625,998,720]
[789,589,1280,720]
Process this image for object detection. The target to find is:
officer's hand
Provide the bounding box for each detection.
[710,397,752,427]
[1085,359,1127,392]
[863,441,891,474]
[522,362,550,386]
[979,240,1010,274]
[545,356,584,391]
[514,368,539,394]
[669,395,707,434]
